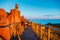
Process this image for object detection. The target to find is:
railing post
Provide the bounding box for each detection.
[36,25,39,36]
[48,27,50,40]
[40,26,43,40]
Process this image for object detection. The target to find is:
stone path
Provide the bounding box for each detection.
[21,27,40,40]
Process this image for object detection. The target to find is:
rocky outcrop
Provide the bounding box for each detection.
[0,4,30,40]
[0,8,9,26]
[0,9,10,40]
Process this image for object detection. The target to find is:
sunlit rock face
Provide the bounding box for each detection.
[0,8,7,17]
[10,4,21,23]
[0,4,21,40]
[8,5,22,39]
[0,9,10,40]
[0,8,9,26]
[7,4,22,37]
[0,4,30,40]
[0,27,11,40]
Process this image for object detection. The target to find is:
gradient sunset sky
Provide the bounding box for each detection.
[0,0,60,19]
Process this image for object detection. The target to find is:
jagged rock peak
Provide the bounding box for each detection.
[0,8,7,17]
[15,4,18,9]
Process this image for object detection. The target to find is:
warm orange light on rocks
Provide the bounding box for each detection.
[0,3,51,40]
[0,4,25,40]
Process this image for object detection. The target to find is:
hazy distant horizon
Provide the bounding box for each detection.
[25,16,60,19]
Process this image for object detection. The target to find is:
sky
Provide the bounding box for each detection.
[0,0,60,19]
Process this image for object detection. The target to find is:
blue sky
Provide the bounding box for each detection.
[0,0,60,19]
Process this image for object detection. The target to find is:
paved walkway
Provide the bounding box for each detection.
[21,27,40,40]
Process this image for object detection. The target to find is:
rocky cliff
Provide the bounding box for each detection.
[0,4,30,40]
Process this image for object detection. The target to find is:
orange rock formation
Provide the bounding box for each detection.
[0,9,10,40]
[0,4,30,40]
[0,4,51,40]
